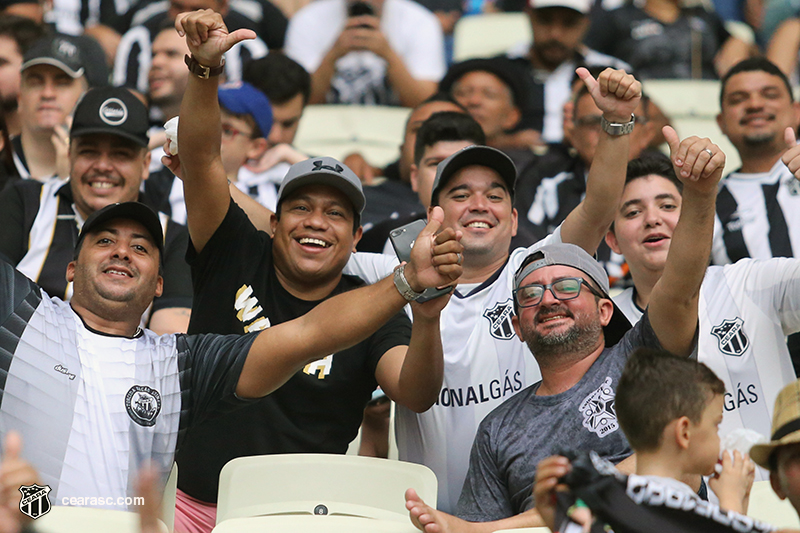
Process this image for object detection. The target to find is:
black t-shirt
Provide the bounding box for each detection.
[0,179,192,311]
[585,4,729,80]
[177,200,412,503]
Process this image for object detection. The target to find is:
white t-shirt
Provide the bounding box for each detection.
[284,0,446,105]
[613,259,800,463]
[345,230,560,512]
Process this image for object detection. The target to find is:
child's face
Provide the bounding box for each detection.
[220,110,259,177]
[689,393,725,476]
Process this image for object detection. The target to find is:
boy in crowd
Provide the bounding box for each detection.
[604,154,800,465]
[534,349,756,530]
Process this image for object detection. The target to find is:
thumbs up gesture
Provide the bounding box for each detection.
[781,127,800,180]
[663,125,725,195]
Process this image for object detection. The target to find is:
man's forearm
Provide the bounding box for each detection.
[561,129,630,254]
[383,48,436,108]
[392,312,444,412]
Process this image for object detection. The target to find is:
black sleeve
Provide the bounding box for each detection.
[584,8,617,55]
[257,0,288,49]
[152,220,193,313]
[366,308,412,376]
[178,332,259,425]
[0,182,31,266]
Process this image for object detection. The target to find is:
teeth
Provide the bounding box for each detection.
[299,238,329,247]
[541,315,567,322]
[107,269,130,277]
[466,222,490,229]
[89,181,115,189]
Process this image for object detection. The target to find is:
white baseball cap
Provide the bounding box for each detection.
[529,0,591,14]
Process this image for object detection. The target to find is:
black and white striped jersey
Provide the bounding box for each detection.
[713,161,800,264]
[0,259,254,506]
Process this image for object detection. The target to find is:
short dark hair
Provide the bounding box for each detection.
[616,348,725,453]
[720,57,794,108]
[0,15,45,53]
[413,111,485,166]
[243,54,311,106]
[609,153,682,234]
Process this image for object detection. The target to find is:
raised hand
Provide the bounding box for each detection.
[174,9,256,69]
[577,67,641,123]
[781,127,800,180]
[663,125,725,194]
[404,206,463,292]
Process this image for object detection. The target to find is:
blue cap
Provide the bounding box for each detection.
[218,81,273,139]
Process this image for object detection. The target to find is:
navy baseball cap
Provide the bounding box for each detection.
[278,157,365,215]
[218,81,274,139]
[431,145,517,205]
[70,87,149,148]
[77,202,164,256]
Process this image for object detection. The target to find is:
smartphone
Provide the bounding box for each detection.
[389,219,454,303]
[348,0,375,16]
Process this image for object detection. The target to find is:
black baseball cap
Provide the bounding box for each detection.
[22,34,109,87]
[70,87,149,147]
[431,145,517,205]
[77,202,164,256]
[439,57,529,110]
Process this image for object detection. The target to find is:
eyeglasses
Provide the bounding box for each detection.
[513,277,604,308]
[221,123,253,140]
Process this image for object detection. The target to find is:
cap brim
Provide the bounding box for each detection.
[79,203,164,255]
[751,432,800,469]
[279,172,365,215]
[22,58,84,78]
[70,126,149,148]
[434,147,516,202]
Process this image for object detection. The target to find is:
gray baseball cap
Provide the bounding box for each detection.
[431,145,517,205]
[514,243,631,346]
[277,157,365,215]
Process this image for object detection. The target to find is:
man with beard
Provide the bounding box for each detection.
[713,57,800,266]
[404,124,723,530]
[506,0,628,145]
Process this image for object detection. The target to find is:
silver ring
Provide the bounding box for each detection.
[704,148,714,157]
[457,253,463,264]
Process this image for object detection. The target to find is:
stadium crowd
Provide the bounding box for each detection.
[4,0,800,531]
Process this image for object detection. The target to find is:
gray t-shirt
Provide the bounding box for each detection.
[456,313,662,521]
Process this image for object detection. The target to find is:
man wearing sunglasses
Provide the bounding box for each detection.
[406,124,726,531]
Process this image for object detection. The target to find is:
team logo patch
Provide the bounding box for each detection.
[125,385,161,427]
[312,160,344,173]
[483,299,516,340]
[98,98,128,126]
[711,317,749,356]
[19,484,51,519]
[579,377,618,438]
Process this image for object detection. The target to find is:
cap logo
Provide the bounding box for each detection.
[312,160,343,173]
[98,98,128,126]
[55,39,78,58]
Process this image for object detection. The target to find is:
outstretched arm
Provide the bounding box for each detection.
[236,207,462,398]
[172,10,256,253]
[648,126,724,356]
[561,68,641,255]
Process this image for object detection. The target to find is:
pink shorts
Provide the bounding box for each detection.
[174,488,217,533]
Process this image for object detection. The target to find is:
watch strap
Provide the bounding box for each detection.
[394,265,423,302]
[184,54,225,79]
[600,114,635,136]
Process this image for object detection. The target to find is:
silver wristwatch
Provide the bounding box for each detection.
[600,114,635,136]
[393,264,423,302]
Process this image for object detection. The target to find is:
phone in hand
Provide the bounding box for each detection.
[389,219,454,303]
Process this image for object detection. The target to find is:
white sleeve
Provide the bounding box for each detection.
[383,0,445,81]
[344,252,399,284]
[749,258,800,335]
[284,2,342,74]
